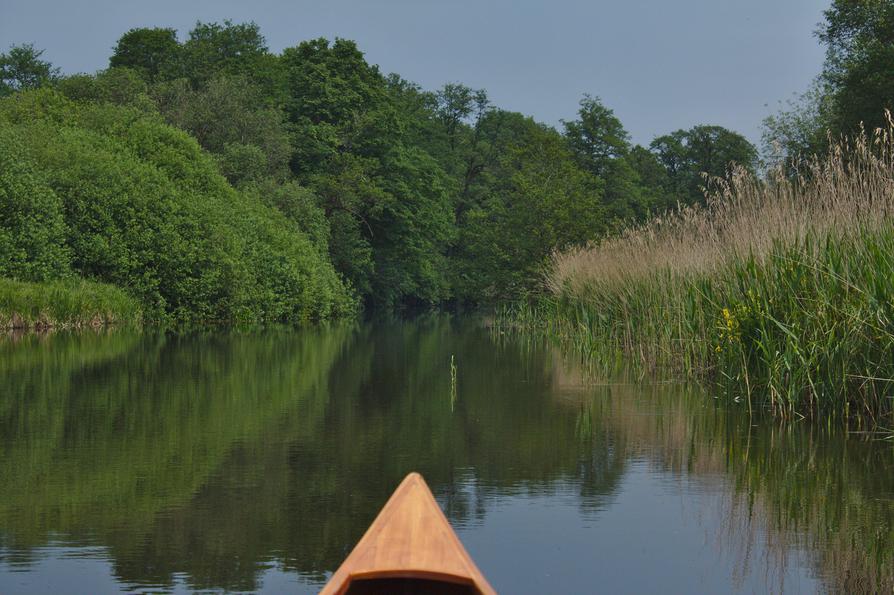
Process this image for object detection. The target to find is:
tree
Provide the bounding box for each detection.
[650,125,757,206]
[454,113,604,302]
[281,37,392,171]
[0,128,70,281]
[683,125,757,177]
[819,0,894,135]
[627,145,674,212]
[434,83,489,152]
[384,75,447,166]
[245,179,331,256]
[563,95,630,177]
[152,74,292,182]
[180,21,274,88]
[762,80,834,171]
[281,37,456,307]
[0,44,59,96]
[56,67,154,111]
[370,147,454,306]
[0,89,352,322]
[563,95,651,221]
[110,28,180,82]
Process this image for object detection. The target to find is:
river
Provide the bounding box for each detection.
[0,317,891,593]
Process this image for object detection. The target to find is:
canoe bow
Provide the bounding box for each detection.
[320,472,496,594]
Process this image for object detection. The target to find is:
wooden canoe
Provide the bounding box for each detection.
[320,472,497,595]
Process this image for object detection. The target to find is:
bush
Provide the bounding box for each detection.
[0,129,70,282]
[0,89,354,322]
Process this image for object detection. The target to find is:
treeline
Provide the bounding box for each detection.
[1,21,757,321]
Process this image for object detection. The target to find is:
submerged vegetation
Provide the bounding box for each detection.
[545,127,894,423]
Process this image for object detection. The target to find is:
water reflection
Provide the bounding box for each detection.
[0,319,891,593]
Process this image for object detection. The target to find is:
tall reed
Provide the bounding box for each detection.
[546,120,894,423]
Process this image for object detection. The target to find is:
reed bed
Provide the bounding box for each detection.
[0,277,142,331]
[544,122,894,423]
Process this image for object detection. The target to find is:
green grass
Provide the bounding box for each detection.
[0,277,142,330]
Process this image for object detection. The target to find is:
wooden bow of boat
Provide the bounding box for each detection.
[320,472,497,595]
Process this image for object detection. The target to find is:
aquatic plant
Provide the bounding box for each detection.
[544,118,894,423]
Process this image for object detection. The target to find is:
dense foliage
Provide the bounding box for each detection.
[0,44,59,96]
[2,21,758,319]
[820,0,894,135]
[0,90,353,323]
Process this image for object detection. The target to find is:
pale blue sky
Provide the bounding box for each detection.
[0,0,829,146]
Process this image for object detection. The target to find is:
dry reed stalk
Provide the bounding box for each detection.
[550,116,894,298]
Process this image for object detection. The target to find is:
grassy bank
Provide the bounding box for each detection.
[539,128,894,424]
[0,277,141,330]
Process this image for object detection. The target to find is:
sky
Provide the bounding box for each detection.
[0,0,830,147]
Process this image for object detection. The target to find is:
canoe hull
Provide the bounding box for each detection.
[320,473,496,595]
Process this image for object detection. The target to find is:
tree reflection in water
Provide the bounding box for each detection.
[0,319,891,593]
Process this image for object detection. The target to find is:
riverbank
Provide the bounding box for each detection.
[532,129,894,425]
[0,277,142,331]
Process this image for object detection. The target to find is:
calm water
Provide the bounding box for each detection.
[0,318,891,594]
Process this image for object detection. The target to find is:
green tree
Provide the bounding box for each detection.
[281,37,392,172]
[455,113,604,301]
[762,80,834,172]
[109,28,181,82]
[307,154,380,297]
[282,37,455,307]
[0,44,59,96]
[563,95,630,177]
[245,179,331,256]
[0,89,352,322]
[0,129,70,281]
[563,95,651,221]
[434,83,489,153]
[627,145,674,211]
[370,147,454,306]
[650,125,757,206]
[819,0,894,135]
[180,21,279,91]
[152,74,292,182]
[56,67,155,111]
